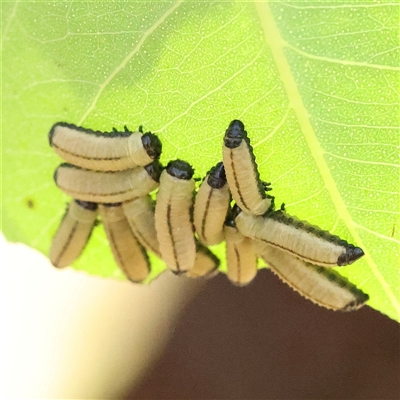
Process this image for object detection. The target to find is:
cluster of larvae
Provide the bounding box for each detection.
[49,120,369,311]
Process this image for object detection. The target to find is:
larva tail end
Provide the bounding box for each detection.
[49,122,81,145]
[53,163,75,183]
[207,161,227,188]
[142,132,162,159]
[337,246,365,266]
[144,159,164,182]
[48,122,69,146]
[230,277,255,287]
[60,162,79,169]
[48,123,57,146]
[127,277,147,284]
[50,259,65,269]
[53,167,59,183]
[196,241,221,269]
[166,159,194,180]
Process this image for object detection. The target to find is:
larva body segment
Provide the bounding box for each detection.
[224,213,258,286]
[255,242,369,311]
[50,200,98,268]
[99,203,150,283]
[155,160,196,274]
[193,162,230,246]
[186,241,220,279]
[223,120,273,215]
[49,122,162,171]
[54,161,162,203]
[122,196,160,257]
[236,210,364,267]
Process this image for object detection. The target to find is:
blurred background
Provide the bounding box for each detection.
[1,234,399,399]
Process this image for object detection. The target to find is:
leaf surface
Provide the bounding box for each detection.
[2,1,399,321]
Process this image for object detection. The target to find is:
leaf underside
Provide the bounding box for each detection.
[2,1,399,321]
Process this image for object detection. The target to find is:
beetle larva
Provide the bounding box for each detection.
[255,242,369,311]
[49,122,162,171]
[99,203,150,283]
[54,160,163,203]
[122,195,160,257]
[155,160,196,274]
[236,209,364,267]
[224,207,258,286]
[223,120,274,215]
[186,241,220,279]
[193,162,231,246]
[50,199,98,268]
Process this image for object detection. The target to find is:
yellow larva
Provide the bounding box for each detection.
[122,195,160,257]
[155,160,196,274]
[99,203,150,283]
[49,200,98,268]
[193,162,230,246]
[54,160,163,203]
[236,210,364,267]
[223,120,274,215]
[254,242,369,311]
[224,208,258,286]
[49,123,162,171]
[186,241,220,279]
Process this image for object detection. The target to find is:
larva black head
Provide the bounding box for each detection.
[53,162,75,183]
[337,246,365,266]
[48,122,69,146]
[144,159,163,182]
[207,162,227,189]
[224,120,246,149]
[224,204,242,227]
[341,290,369,311]
[166,160,194,180]
[141,132,162,159]
[75,200,98,211]
[231,203,242,220]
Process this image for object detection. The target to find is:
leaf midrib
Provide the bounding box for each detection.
[255,1,400,319]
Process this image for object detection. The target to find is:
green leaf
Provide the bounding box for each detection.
[2,1,399,321]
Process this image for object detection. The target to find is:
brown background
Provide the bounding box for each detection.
[128,269,399,399]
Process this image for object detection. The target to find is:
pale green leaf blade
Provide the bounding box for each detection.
[2,1,399,321]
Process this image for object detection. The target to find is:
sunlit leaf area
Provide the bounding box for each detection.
[2,2,399,321]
